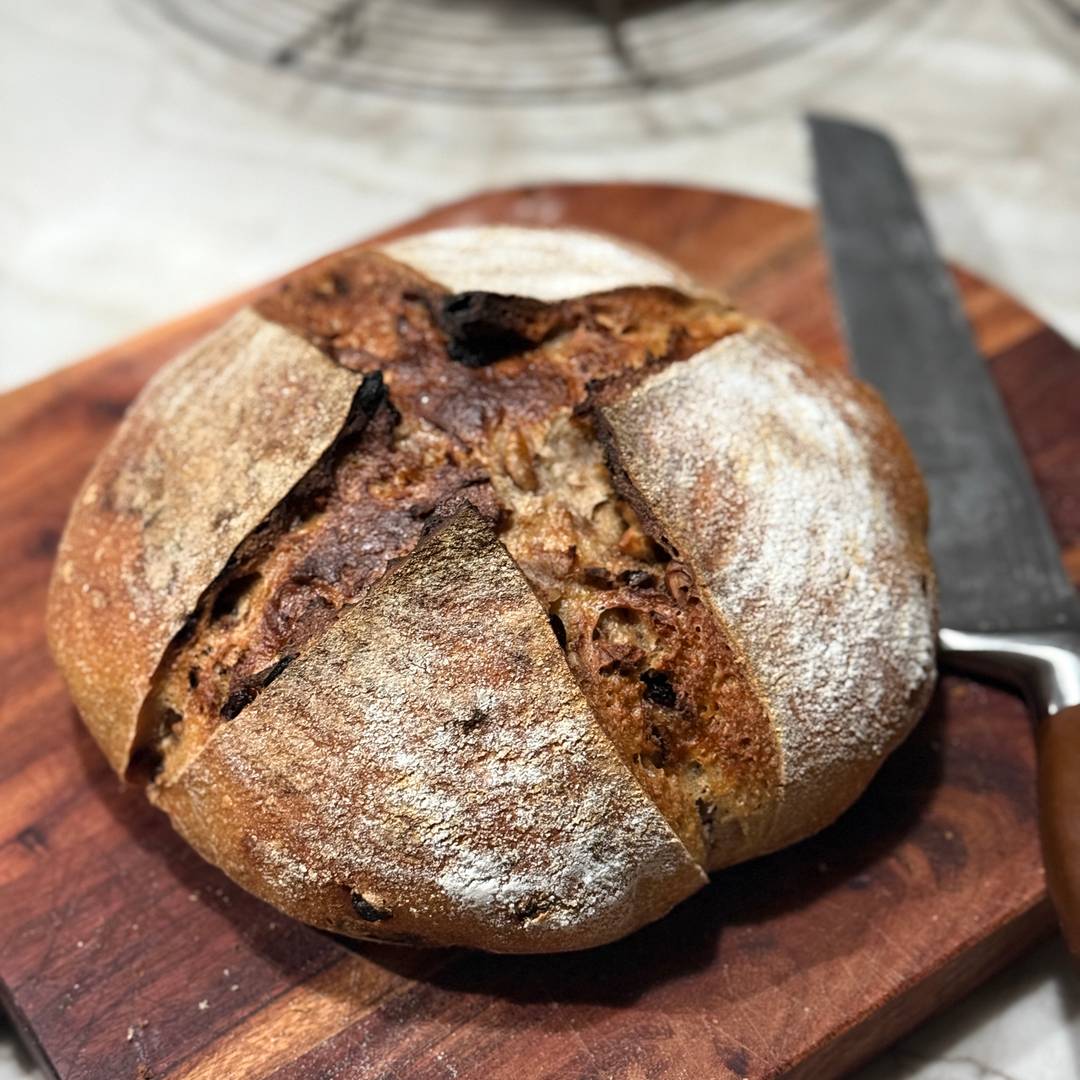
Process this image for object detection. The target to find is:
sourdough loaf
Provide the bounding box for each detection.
[47,226,936,952]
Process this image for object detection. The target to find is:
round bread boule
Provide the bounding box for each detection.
[47,226,936,952]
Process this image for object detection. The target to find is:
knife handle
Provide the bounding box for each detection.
[1038,704,1080,959]
[938,628,1080,958]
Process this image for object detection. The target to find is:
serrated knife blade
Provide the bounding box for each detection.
[809,115,1079,636]
[809,113,1080,958]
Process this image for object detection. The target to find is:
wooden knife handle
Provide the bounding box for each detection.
[1038,704,1080,958]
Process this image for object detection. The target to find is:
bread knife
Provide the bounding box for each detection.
[809,114,1080,956]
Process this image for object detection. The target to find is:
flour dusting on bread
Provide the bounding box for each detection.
[48,226,937,952]
[154,511,706,951]
[139,250,748,869]
[600,326,937,862]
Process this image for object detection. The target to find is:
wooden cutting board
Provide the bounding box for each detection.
[1,184,1077,1080]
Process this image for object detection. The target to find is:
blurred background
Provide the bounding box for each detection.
[3,0,1079,393]
[2,2,1079,1077]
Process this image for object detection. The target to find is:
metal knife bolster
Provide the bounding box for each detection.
[808,114,1080,722]
[940,629,1080,718]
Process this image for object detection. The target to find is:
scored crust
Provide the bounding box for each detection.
[46,311,363,775]
[139,237,749,871]
[153,508,707,952]
[598,326,938,866]
[47,225,937,951]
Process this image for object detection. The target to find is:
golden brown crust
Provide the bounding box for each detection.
[140,248,742,862]
[599,325,937,867]
[47,226,938,951]
[46,311,362,774]
[152,508,706,952]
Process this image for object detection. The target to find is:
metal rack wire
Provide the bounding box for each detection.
[142,0,903,105]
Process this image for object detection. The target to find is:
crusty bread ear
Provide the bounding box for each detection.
[46,310,362,775]
[381,224,698,301]
[152,507,706,952]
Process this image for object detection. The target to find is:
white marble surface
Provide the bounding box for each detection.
[2,1,1079,1076]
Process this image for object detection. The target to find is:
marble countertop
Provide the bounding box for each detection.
[2,1,1078,1076]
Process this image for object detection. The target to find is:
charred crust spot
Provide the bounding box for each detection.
[257,654,294,688]
[439,291,551,367]
[354,370,393,421]
[350,891,392,922]
[173,614,198,647]
[220,686,257,720]
[336,371,400,450]
[187,667,200,689]
[640,669,677,709]
[548,612,568,650]
[462,707,488,732]
[217,655,294,723]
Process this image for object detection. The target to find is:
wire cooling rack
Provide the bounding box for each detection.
[141,0,906,105]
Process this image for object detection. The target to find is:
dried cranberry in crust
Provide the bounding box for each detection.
[580,566,616,590]
[640,669,677,709]
[220,686,257,721]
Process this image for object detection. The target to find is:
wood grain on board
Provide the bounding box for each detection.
[1,184,1076,1080]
